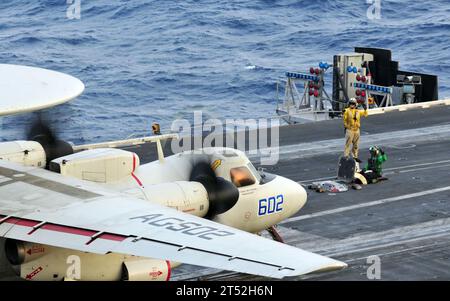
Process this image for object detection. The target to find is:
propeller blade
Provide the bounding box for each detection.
[26,114,73,168]
[190,161,239,217]
[27,115,56,144]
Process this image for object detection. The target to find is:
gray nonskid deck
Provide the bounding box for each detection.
[1,104,450,281]
[169,106,450,281]
[170,135,450,281]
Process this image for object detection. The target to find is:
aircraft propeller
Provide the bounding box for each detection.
[26,114,73,168]
[189,161,239,218]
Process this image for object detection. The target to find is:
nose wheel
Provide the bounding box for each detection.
[266,226,284,243]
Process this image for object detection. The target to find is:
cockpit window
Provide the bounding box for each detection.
[230,166,256,187]
[247,162,262,183]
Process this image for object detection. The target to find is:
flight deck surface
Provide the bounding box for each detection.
[1,103,450,281]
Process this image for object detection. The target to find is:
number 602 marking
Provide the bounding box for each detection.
[258,195,283,216]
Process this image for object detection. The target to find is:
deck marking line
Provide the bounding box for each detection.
[282,186,450,224]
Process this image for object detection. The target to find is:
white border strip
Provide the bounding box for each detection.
[369,98,450,115]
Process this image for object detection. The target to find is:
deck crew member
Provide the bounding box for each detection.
[343,98,368,163]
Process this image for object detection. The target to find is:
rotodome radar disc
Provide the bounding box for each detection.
[0,64,84,116]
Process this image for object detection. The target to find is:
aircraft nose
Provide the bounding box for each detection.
[284,177,307,215]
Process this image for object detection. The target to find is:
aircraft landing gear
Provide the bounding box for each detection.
[266,226,284,243]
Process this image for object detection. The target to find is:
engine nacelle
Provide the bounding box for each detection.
[50,148,139,183]
[5,241,176,281]
[0,141,46,167]
[122,259,171,281]
[143,181,210,217]
[4,239,48,265]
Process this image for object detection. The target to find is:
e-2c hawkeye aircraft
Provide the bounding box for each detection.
[0,64,346,281]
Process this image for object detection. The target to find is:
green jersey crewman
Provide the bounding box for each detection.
[363,146,388,183]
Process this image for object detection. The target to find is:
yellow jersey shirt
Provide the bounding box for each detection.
[343,108,368,131]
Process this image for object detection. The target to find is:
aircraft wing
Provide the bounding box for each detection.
[0,160,346,279]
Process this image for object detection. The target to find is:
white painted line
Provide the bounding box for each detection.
[281,186,450,224]
[368,98,450,115]
[393,163,450,174]
[298,158,450,184]
[254,123,450,165]
[298,175,336,184]
[323,230,450,258]
[384,159,450,171]
[344,239,450,264]
[299,238,450,280]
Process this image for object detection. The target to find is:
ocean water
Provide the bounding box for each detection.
[0,0,449,144]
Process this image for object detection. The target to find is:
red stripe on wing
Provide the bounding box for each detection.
[41,224,97,237]
[2,217,40,227]
[0,214,128,242]
[96,233,127,242]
